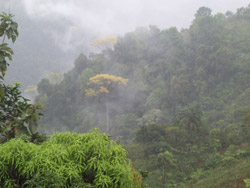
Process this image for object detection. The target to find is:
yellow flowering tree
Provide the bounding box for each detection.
[91,37,117,51]
[85,74,128,132]
[49,72,64,84]
[24,85,38,102]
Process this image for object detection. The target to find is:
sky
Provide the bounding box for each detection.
[2,0,249,51]
[19,0,249,37]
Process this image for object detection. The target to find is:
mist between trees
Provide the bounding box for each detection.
[1,4,250,188]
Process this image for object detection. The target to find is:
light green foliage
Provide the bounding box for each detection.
[245,179,250,187]
[157,151,176,168]
[0,130,141,187]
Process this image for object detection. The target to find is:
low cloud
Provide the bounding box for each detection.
[2,0,249,54]
[21,0,249,35]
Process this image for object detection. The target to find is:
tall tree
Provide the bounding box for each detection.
[178,106,204,151]
[157,151,176,188]
[85,74,128,132]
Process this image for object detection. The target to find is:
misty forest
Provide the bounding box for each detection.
[1,1,250,188]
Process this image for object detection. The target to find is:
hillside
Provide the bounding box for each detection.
[34,6,250,187]
[36,6,250,135]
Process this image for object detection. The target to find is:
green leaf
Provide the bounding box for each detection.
[11,35,16,43]
[0,61,7,73]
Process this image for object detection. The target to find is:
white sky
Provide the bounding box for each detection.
[20,0,249,36]
[1,0,249,53]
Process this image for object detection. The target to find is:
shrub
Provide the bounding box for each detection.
[0,129,142,188]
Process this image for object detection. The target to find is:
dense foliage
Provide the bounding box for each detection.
[0,12,144,188]
[0,130,143,188]
[37,5,250,140]
[34,5,250,187]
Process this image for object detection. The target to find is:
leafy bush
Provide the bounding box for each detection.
[244,179,250,187]
[0,130,142,187]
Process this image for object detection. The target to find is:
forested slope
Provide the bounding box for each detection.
[35,6,250,187]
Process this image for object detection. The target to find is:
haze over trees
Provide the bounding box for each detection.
[34,5,250,187]
[1,1,93,91]
[85,74,128,132]
[1,3,250,188]
[0,11,144,188]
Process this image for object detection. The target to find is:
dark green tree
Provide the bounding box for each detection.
[177,106,204,151]
[195,7,212,18]
[157,151,176,188]
[0,12,43,143]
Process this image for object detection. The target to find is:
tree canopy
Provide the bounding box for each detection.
[32,5,250,187]
[85,74,128,132]
[85,74,128,97]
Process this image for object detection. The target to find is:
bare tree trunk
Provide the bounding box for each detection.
[162,165,165,188]
[106,95,109,132]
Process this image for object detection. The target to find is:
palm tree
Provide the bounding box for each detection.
[178,106,203,151]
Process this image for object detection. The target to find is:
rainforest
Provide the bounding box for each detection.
[1,1,250,188]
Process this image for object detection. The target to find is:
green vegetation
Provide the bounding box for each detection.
[0,130,142,188]
[188,154,250,188]
[0,12,43,144]
[0,12,144,188]
[245,179,250,187]
[127,123,250,187]
[1,4,250,188]
[85,74,128,132]
[34,5,250,187]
